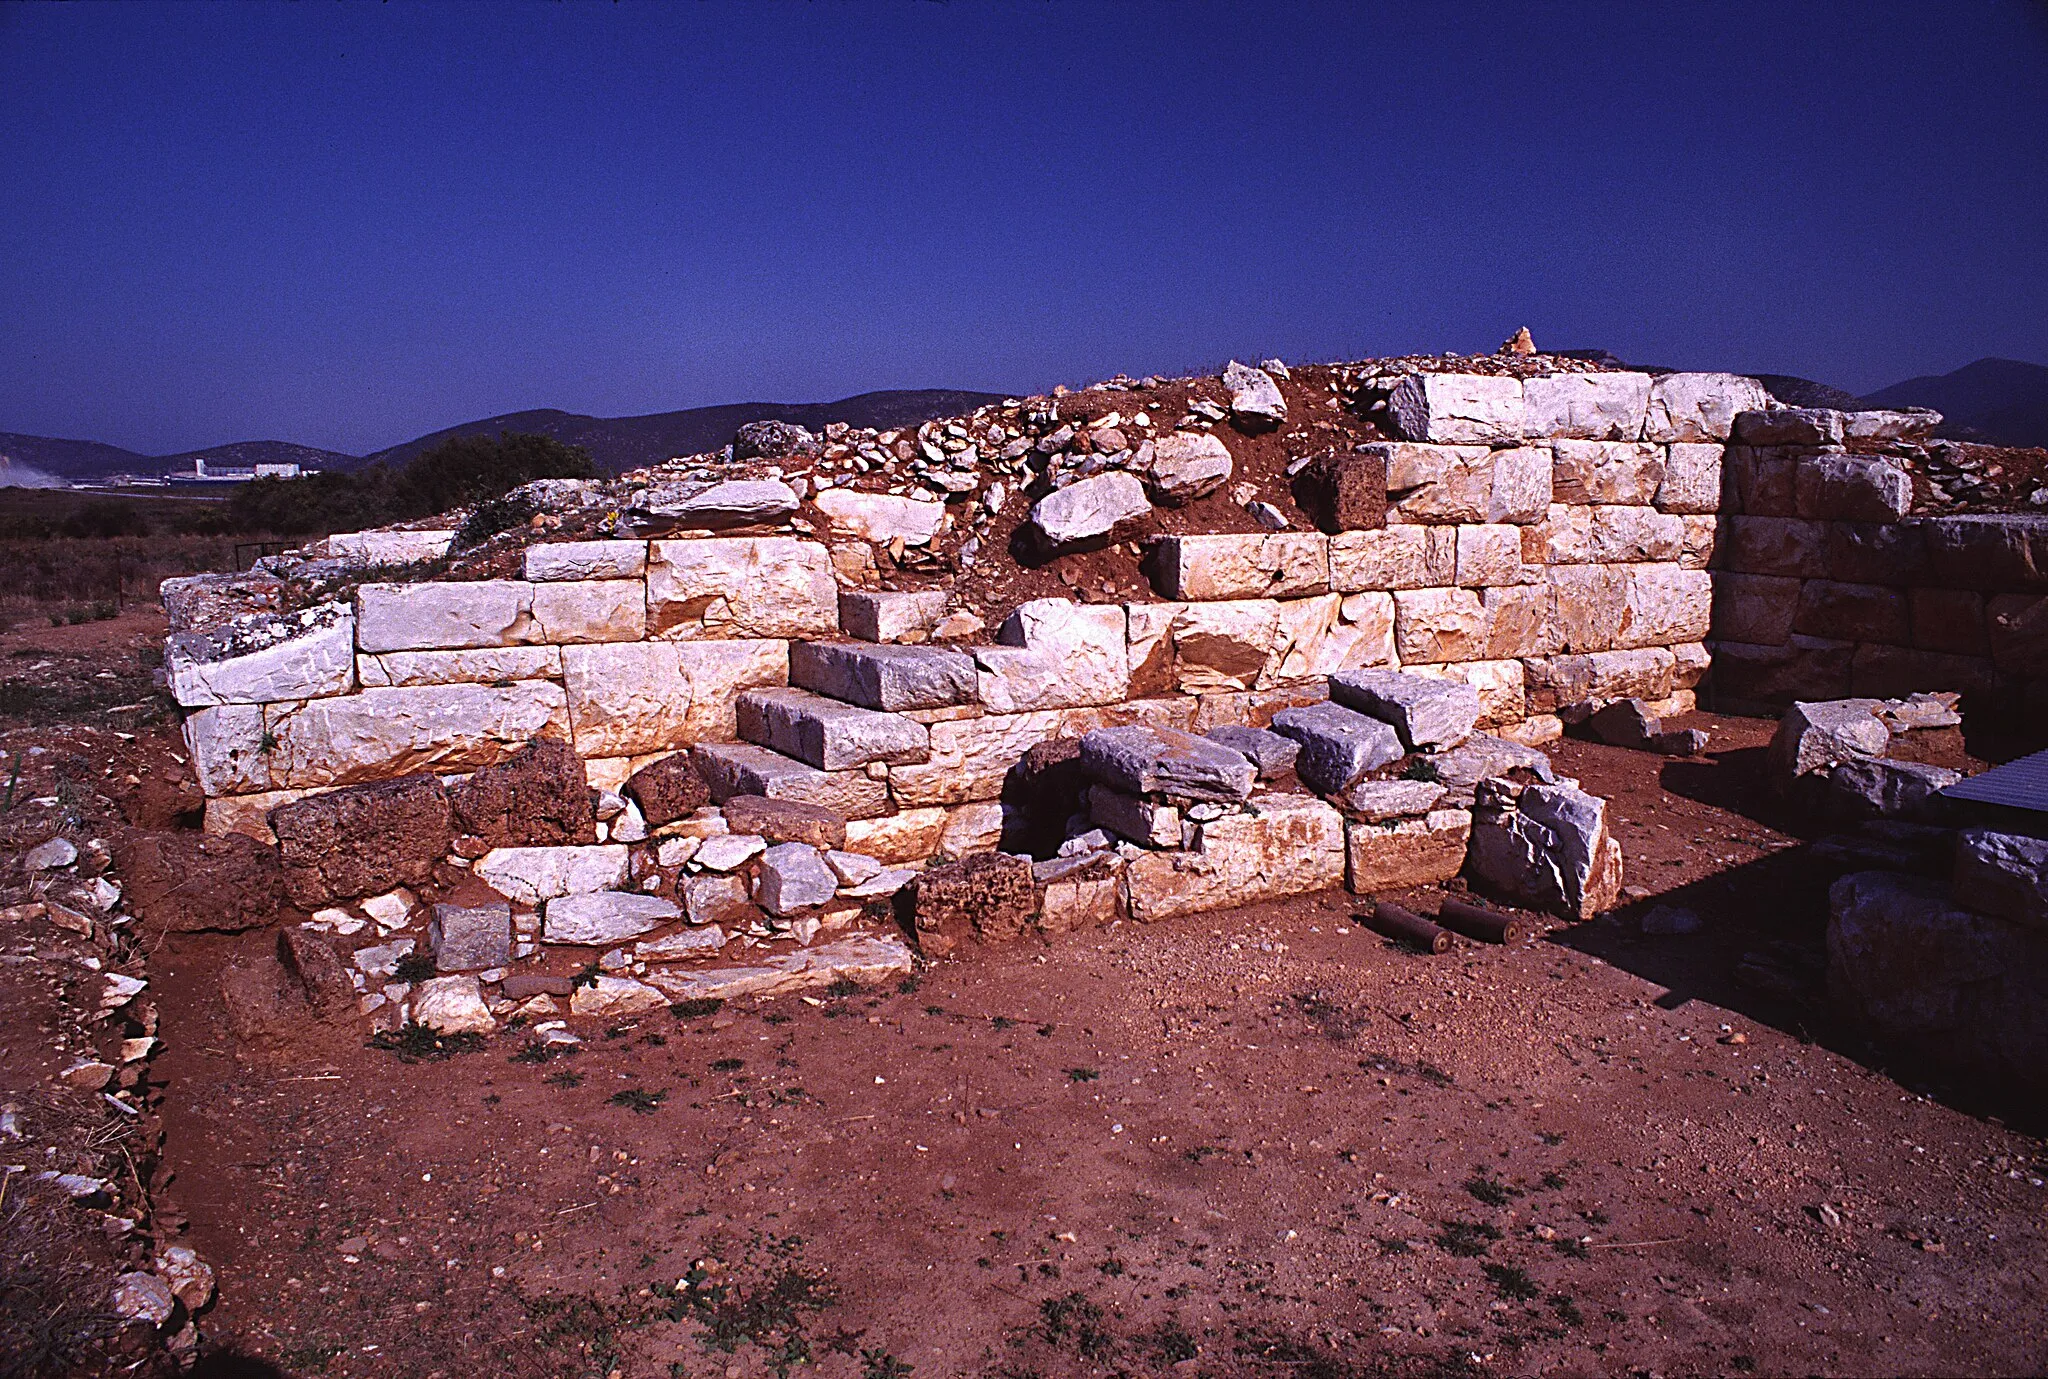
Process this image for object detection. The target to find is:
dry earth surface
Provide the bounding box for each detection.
[3,610,2047,1379]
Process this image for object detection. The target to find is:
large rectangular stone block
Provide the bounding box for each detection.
[1153,533,1329,600]
[1402,660,1524,728]
[1544,565,1629,654]
[1376,443,1497,524]
[1986,593,2048,674]
[1710,637,1854,707]
[1385,374,1524,446]
[1848,644,2006,702]
[1532,505,1682,564]
[1794,457,1912,523]
[887,710,1067,806]
[1721,516,1829,578]
[1711,572,1800,646]
[1523,373,1651,441]
[1723,446,1798,517]
[184,703,272,796]
[976,600,1130,709]
[690,741,891,819]
[1827,521,1928,587]
[1392,587,1488,664]
[1488,447,1554,524]
[356,580,536,653]
[357,645,563,689]
[167,606,356,707]
[1680,515,1719,570]
[646,537,837,639]
[1521,648,1674,714]
[1123,794,1345,921]
[1910,588,1990,657]
[1455,524,1527,587]
[562,639,787,757]
[1614,565,1712,651]
[1551,441,1664,504]
[530,580,646,644]
[735,687,929,770]
[1273,592,1396,681]
[790,641,979,711]
[1480,584,1551,659]
[1345,809,1472,892]
[1655,443,1724,515]
[1329,525,1456,592]
[1643,373,1771,443]
[325,529,456,566]
[266,681,571,789]
[1922,515,2048,592]
[1793,581,1909,644]
[524,541,647,582]
[1157,600,1283,692]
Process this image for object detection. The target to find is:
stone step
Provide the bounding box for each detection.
[689,741,892,820]
[837,590,951,644]
[789,640,978,712]
[643,933,915,1003]
[735,686,931,771]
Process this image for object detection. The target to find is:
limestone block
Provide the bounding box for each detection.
[838,590,950,643]
[1392,587,1487,664]
[844,807,950,864]
[1911,588,1990,657]
[1523,372,1651,441]
[978,600,1130,710]
[1986,593,2048,673]
[1848,644,2006,702]
[356,581,536,653]
[1954,831,2048,931]
[1154,533,1329,600]
[562,639,785,757]
[647,538,836,640]
[690,742,891,819]
[1123,794,1345,921]
[1329,525,1457,592]
[1204,725,1299,777]
[266,681,570,789]
[1532,505,1682,564]
[1712,638,1855,707]
[1328,667,1480,750]
[1795,456,1912,523]
[1680,515,1719,570]
[1268,702,1402,792]
[1613,565,1711,650]
[412,975,496,1034]
[524,541,648,582]
[1721,516,1829,579]
[1826,759,1960,824]
[1273,592,1396,682]
[474,844,630,905]
[1921,515,2048,592]
[1224,360,1287,430]
[1339,778,1445,822]
[1384,374,1524,446]
[1544,565,1629,655]
[1499,714,1564,747]
[1792,581,1910,644]
[569,975,669,1018]
[888,710,1065,807]
[789,642,978,711]
[1724,446,1798,516]
[1376,443,1498,524]
[1488,447,1554,524]
[325,529,456,567]
[1079,724,1257,802]
[939,801,1008,856]
[542,891,678,945]
[1480,585,1550,659]
[1455,525,1526,587]
[357,645,563,688]
[1468,783,1623,919]
[167,606,356,707]
[1345,809,1472,893]
[1734,408,1845,446]
[1551,441,1665,505]
[1643,373,1771,443]
[526,580,645,644]
[1657,444,1724,515]
[1090,785,1181,848]
[1672,642,1710,689]
[1827,871,2022,1037]
[1164,600,1283,692]
[813,489,946,546]
[1188,683,1329,733]
[1712,572,1801,646]
[204,787,315,844]
[1041,874,1126,932]
[1030,471,1151,547]
[1405,660,1525,728]
[1844,408,1942,442]
[735,687,929,770]
[1520,648,1674,714]
[1767,699,1889,780]
[756,843,837,916]
[1145,431,1235,504]
[183,703,271,796]
[651,479,801,530]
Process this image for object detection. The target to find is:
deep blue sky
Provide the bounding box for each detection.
[4,2,2046,457]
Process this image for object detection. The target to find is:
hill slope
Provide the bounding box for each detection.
[362,388,1010,472]
[1861,358,2048,448]
[159,440,362,473]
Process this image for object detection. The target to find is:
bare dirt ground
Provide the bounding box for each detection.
[5,611,2048,1379]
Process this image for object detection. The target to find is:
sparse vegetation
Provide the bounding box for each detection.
[367,1023,486,1061]
[606,1088,667,1115]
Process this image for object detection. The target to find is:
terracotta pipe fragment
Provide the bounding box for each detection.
[1367,901,1451,954]
[1435,897,1529,946]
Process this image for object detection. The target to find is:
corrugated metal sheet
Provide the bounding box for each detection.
[1942,748,2048,813]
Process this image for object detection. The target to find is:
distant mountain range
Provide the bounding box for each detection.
[4,360,2043,490]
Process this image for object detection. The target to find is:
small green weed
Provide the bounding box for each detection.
[1065,1067,1099,1082]
[670,997,724,1019]
[607,1088,666,1115]
[367,1023,485,1062]
[1483,1263,1538,1301]
[1435,1221,1501,1257]
[392,952,438,984]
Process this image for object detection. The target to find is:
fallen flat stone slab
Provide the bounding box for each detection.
[542,891,681,945]
[736,686,930,770]
[568,975,669,1018]
[411,975,496,1035]
[1203,724,1299,778]
[644,479,800,530]
[789,641,979,712]
[1029,471,1151,548]
[1339,778,1445,822]
[474,845,630,905]
[634,927,727,961]
[1329,669,1480,751]
[719,795,847,850]
[689,741,892,820]
[756,842,838,916]
[1767,699,1890,782]
[644,934,916,1002]
[1269,703,1402,794]
[429,901,512,971]
[1077,725,1257,803]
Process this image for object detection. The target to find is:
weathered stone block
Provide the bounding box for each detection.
[529,580,646,644]
[1910,587,1990,657]
[1146,431,1237,505]
[356,646,563,689]
[1721,516,1829,579]
[449,737,593,847]
[1827,520,1928,586]
[1680,515,1719,570]
[977,600,1131,710]
[524,540,647,582]
[1520,648,1674,715]
[756,842,837,915]
[1827,870,2024,1038]
[1656,443,1724,515]
[1154,532,1329,600]
[1078,724,1256,802]
[1922,515,2048,592]
[268,681,571,789]
[1377,443,1497,524]
[789,641,977,712]
[1392,587,1487,663]
[1794,456,1913,523]
[1385,374,1524,446]
[563,639,785,756]
[167,605,355,707]
[1339,778,1445,822]
[1767,699,1889,780]
[1345,809,1472,892]
[843,807,949,864]
[904,852,1036,954]
[1712,638,1854,707]
[429,901,513,971]
[1532,505,1682,564]
[1455,524,1526,587]
[1724,446,1798,517]
[1523,372,1651,441]
[813,488,947,546]
[621,752,710,825]
[1954,831,2048,931]
[1551,441,1665,505]
[1329,525,1455,592]
[720,795,848,850]
[1089,785,1181,847]
[1734,408,1845,446]
[838,590,950,644]
[182,704,271,796]
[691,741,891,819]
[269,776,451,906]
[1712,572,1800,646]
[646,538,836,639]
[889,710,1064,807]
[1123,794,1345,921]
[1030,471,1151,548]
[1203,725,1299,777]
[1329,668,1479,750]
[1643,373,1770,443]
[1273,592,1396,682]
[324,529,457,567]
[474,844,630,904]
[1468,782,1623,919]
[1403,660,1526,729]
[1543,566,1628,655]
[1792,581,1909,644]
[1300,447,1386,532]
[736,686,929,770]
[1269,702,1402,792]
[1986,593,2048,674]
[1480,585,1550,659]
[1825,759,1960,824]
[1848,644,2006,701]
[356,580,535,653]
[1154,600,1281,693]
[1487,447,1554,524]
[1613,565,1711,650]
